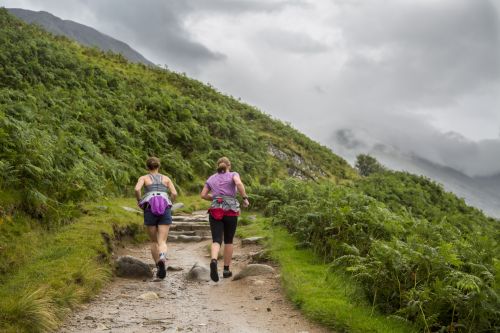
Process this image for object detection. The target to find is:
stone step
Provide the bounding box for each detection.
[170,230,210,237]
[170,222,210,231]
[169,230,197,236]
[172,215,208,223]
[167,234,211,242]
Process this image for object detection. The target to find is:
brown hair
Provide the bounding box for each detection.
[217,157,231,173]
[146,157,160,170]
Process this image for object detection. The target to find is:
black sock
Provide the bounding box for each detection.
[224,265,229,271]
[211,259,217,264]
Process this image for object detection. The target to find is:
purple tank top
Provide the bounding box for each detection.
[205,172,238,197]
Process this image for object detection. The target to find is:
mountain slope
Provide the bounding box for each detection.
[0,9,356,219]
[373,151,500,218]
[7,7,155,66]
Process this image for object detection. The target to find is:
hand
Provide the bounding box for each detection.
[242,198,250,208]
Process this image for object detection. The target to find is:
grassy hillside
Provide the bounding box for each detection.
[0,8,355,221]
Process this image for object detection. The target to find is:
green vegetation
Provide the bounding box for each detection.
[0,9,355,225]
[355,154,386,176]
[238,217,416,332]
[251,177,499,332]
[0,10,354,332]
[0,198,144,333]
[1,9,498,333]
[174,194,207,214]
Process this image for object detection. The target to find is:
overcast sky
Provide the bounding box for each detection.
[2,0,500,177]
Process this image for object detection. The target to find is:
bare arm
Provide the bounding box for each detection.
[165,177,177,201]
[200,184,212,201]
[134,176,145,202]
[233,174,249,207]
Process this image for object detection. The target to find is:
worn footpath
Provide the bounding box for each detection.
[58,211,329,333]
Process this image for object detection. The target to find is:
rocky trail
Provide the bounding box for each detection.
[58,211,329,333]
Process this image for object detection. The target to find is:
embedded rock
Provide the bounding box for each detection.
[115,256,153,279]
[232,264,275,281]
[241,237,265,245]
[186,263,210,282]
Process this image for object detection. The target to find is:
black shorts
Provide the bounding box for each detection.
[209,215,238,245]
[144,207,172,226]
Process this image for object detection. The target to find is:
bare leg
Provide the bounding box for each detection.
[223,244,233,266]
[157,225,170,255]
[146,226,160,263]
[211,242,221,260]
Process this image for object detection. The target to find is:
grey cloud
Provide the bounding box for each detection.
[313,85,325,94]
[185,0,308,14]
[260,28,329,54]
[0,0,226,72]
[323,0,500,176]
[332,0,500,108]
[87,0,225,72]
[333,125,500,177]
[335,129,366,149]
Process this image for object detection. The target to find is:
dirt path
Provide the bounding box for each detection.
[58,212,330,333]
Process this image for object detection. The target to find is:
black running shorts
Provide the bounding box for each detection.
[144,207,172,226]
[209,215,238,244]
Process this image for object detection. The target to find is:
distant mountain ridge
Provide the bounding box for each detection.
[7,8,155,66]
[374,151,500,218]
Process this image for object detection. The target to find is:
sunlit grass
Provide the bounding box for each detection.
[175,193,209,214]
[0,198,144,333]
[238,217,417,333]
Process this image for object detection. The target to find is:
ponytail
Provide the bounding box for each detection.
[216,157,231,173]
[217,162,228,173]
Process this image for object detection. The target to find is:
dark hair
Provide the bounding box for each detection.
[146,157,160,170]
[217,157,230,173]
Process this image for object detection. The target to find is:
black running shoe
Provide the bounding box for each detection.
[223,269,232,278]
[157,260,166,279]
[210,260,219,282]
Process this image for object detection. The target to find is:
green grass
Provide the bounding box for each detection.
[174,194,208,214]
[238,217,417,333]
[0,198,145,333]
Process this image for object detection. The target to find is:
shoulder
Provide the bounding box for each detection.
[206,173,218,181]
[161,174,172,183]
[231,172,240,178]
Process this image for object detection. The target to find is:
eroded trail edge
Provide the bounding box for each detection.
[58,212,329,333]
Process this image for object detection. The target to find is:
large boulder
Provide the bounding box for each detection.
[186,263,210,282]
[115,255,153,278]
[232,264,275,281]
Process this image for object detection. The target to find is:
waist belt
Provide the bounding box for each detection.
[209,196,240,220]
[139,191,172,207]
[210,195,240,211]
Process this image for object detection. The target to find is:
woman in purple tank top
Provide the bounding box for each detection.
[201,157,250,282]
